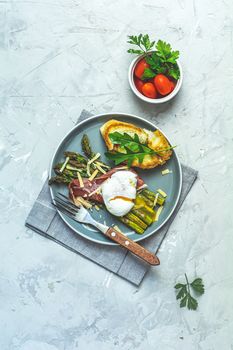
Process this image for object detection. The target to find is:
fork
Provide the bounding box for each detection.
[53,193,160,266]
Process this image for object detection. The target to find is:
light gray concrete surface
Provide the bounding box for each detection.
[0,0,233,349]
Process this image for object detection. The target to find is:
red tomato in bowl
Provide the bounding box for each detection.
[134,77,144,93]
[141,82,157,99]
[154,74,172,95]
[134,59,149,79]
[169,80,176,92]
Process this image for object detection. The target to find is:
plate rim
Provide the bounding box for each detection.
[49,112,182,245]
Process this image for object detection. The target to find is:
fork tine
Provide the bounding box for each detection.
[53,198,77,216]
[55,197,78,215]
[54,195,77,210]
[57,192,80,210]
[53,203,76,220]
[56,196,78,209]
[53,202,75,218]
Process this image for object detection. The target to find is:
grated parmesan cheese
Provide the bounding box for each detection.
[66,164,81,171]
[89,169,99,181]
[94,163,106,174]
[155,206,163,221]
[89,186,101,197]
[157,189,167,198]
[77,172,84,188]
[75,196,92,209]
[59,157,70,173]
[153,193,159,207]
[88,153,101,165]
[161,169,172,175]
[86,163,91,177]
[95,161,110,169]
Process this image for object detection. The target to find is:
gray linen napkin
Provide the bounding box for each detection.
[25,110,198,286]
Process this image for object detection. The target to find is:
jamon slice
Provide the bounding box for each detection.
[69,166,145,204]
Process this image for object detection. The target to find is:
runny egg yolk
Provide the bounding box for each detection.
[101,171,137,217]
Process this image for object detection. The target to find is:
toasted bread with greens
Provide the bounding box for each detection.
[100,119,172,169]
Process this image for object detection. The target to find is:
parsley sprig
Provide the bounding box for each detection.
[105,132,174,167]
[127,34,155,55]
[175,274,205,310]
[127,34,180,80]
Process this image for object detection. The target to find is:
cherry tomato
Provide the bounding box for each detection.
[134,59,149,79]
[154,74,172,95]
[134,77,144,93]
[141,82,157,99]
[169,80,176,92]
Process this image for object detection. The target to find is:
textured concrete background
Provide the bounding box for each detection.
[0,0,233,349]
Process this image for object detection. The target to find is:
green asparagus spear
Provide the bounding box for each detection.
[141,189,155,201]
[131,208,153,225]
[119,217,145,234]
[156,195,165,206]
[125,212,147,230]
[68,160,86,169]
[54,167,75,177]
[64,151,87,164]
[142,189,165,206]
[137,193,154,207]
[48,175,71,185]
[81,134,95,158]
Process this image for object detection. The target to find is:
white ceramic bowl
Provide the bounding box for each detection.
[128,53,183,104]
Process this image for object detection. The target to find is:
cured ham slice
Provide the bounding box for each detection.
[69,166,145,204]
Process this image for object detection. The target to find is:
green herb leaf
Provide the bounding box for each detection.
[166,51,179,64]
[127,49,144,55]
[109,132,153,154]
[142,68,156,80]
[176,285,187,300]
[190,278,205,295]
[174,274,204,311]
[106,131,174,166]
[174,283,185,289]
[127,35,180,81]
[156,40,172,59]
[180,295,188,308]
[127,34,155,53]
[187,295,198,310]
[156,40,180,62]
[128,34,180,80]
[167,64,180,80]
[141,34,154,51]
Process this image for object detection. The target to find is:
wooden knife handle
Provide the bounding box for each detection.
[105,227,160,266]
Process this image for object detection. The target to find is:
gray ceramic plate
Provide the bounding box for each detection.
[49,113,182,245]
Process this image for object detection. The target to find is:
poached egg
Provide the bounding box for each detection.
[101,171,137,217]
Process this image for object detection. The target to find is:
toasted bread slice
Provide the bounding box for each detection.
[100,120,148,150]
[100,119,172,169]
